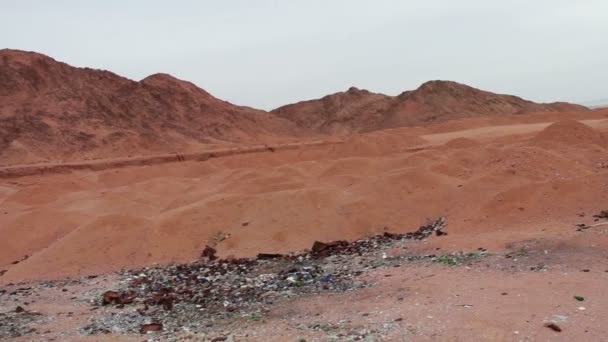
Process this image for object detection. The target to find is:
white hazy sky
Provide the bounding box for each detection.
[1,0,606,109]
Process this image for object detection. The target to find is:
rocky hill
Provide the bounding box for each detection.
[0,49,589,164]
[273,80,588,134]
[0,49,299,165]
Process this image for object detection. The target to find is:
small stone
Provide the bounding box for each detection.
[543,322,562,332]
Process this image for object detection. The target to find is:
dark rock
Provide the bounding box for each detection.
[593,210,608,219]
[201,246,218,261]
[544,322,562,332]
[311,240,349,257]
[256,253,283,260]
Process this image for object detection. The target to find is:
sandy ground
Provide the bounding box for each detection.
[2,234,608,341]
[1,110,608,341]
[1,112,607,282]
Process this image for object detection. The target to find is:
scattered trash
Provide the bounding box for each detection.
[102,291,136,306]
[574,295,584,302]
[28,217,455,338]
[577,306,586,311]
[139,322,163,334]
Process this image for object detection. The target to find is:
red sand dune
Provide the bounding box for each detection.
[531,119,607,147]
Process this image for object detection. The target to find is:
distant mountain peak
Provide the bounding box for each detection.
[274,80,588,133]
[0,50,297,165]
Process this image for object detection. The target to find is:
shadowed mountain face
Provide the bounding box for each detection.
[0,49,588,165]
[0,49,299,164]
[273,81,588,134]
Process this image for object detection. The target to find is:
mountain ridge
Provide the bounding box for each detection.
[0,49,589,164]
[272,80,588,134]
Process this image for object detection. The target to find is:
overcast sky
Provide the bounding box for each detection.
[1,0,606,109]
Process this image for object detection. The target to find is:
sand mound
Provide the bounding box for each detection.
[1,115,608,282]
[531,120,606,147]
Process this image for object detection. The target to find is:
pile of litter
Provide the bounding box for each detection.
[85,218,447,336]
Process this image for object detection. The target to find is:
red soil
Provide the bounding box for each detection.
[1,49,608,341]
[0,115,606,282]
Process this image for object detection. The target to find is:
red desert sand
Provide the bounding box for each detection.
[1,50,608,341]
